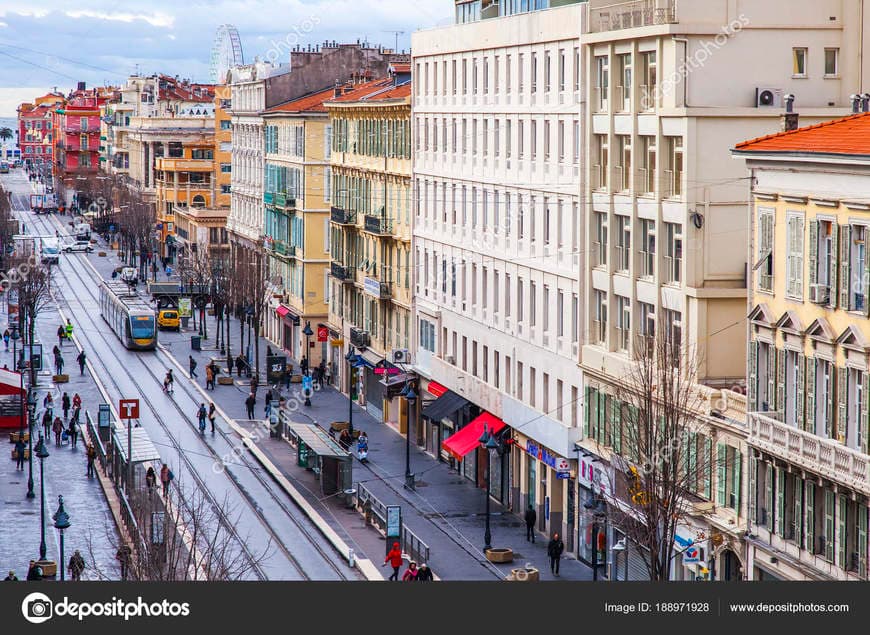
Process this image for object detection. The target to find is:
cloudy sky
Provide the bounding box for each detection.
[0,0,453,116]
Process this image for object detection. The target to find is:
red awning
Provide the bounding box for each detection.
[427,381,448,398]
[276,305,290,318]
[442,412,506,461]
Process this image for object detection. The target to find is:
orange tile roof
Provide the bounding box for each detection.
[327,77,412,104]
[734,112,870,156]
[265,86,335,114]
[390,63,411,74]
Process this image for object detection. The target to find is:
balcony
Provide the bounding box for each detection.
[749,412,870,496]
[331,261,352,282]
[350,327,371,350]
[331,206,356,225]
[264,192,274,205]
[589,0,677,33]
[275,193,296,209]
[363,215,393,235]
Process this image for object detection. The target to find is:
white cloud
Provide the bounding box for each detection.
[0,86,54,117]
[64,9,175,28]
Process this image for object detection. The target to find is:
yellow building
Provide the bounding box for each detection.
[734,110,870,581]
[261,87,334,363]
[325,67,413,423]
[215,85,232,209]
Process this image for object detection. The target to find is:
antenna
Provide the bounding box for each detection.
[381,30,405,53]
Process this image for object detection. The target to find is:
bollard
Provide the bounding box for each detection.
[348,548,355,568]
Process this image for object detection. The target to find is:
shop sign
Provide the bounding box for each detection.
[525,440,568,472]
[317,326,329,342]
[363,277,381,298]
[578,455,609,496]
[683,545,702,564]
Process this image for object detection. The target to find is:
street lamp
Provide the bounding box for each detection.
[52,495,71,581]
[302,322,314,407]
[401,384,417,490]
[13,324,23,450]
[585,496,608,581]
[345,346,356,438]
[26,389,36,498]
[10,323,20,376]
[479,424,500,552]
[35,434,49,561]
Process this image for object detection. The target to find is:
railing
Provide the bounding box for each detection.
[402,526,430,566]
[331,261,351,281]
[263,192,274,205]
[749,412,870,495]
[356,482,430,565]
[589,0,677,33]
[331,206,356,225]
[350,328,371,349]
[364,215,394,235]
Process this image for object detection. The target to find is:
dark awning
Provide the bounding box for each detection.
[421,389,469,422]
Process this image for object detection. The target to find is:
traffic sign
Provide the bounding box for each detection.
[119,399,140,420]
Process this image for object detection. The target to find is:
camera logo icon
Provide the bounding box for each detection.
[21,592,53,624]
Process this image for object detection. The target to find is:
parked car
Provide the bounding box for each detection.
[63,240,94,254]
[157,309,180,331]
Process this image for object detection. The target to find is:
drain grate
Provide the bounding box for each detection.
[5,500,22,505]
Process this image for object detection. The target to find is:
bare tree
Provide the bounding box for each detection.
[11,255,53,385]
[601,336,718,581]
[233,243,270,382]
[0,185,16,268]
[174,240,213,338]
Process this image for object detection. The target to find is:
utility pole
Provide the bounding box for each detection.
[381,30,405,53]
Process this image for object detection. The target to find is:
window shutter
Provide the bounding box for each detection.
[748,340,759,410]
[864,372,870,455]
[597,391,607,444]
[796,353,805,426]
[687,432,697,494]
[767,345,776,412]
[830,221,839,308]
[732,450,742,511]
[628,405,640,462]
[805,358,816,434]
[766,463,775,531]
[808,219,818,288]
[611,398,622,454]
[827,364,836,440]
[839,225,850,309]
[837,367,848,444]
[716,443,727,507]
[859,506,868,576]
[866,241,870,317]
[805,482,815,553]
[776,348,785,413]
[584,386,593,438]
[776,467,785,537]
[703,437,712,500]
[793,474,803,547]
[838,494,848,568]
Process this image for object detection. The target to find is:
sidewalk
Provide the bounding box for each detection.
[85,233,593,581]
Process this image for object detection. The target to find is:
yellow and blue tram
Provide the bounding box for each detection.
[99,281,157,350]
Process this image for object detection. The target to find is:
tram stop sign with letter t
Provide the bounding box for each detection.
[119,399,140,420]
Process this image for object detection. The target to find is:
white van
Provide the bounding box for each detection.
[40,237,60,264]
[72,222,91,240]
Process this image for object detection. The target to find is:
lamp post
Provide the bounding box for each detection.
[26,389,36,498]
[13,324,23,449]
[585,497,608,581]
[479,424,499,552]
[53,495,70,581]
[345,346,356,437]
[402,384,417,490]
[35,434,49,561]
[302,322,313,407]
[11,322,20,376]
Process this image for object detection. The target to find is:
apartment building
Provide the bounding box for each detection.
[579,0,867,579]
[261,87,334,365]
[325,68,413,426]
[413,2,584,542]
[17,92,64,167]
[734,110,870,581]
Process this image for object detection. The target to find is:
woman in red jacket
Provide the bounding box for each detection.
[383,542,404,581]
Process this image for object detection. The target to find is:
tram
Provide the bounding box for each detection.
[99,281,157,350]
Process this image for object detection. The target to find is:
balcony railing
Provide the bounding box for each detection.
[331,261,352,281]
[589,0,677,33]
[331,206,356,225]
[264,192,274,205]
[350,327,371,350]
[363,215,393,235]
[749,412,870,496]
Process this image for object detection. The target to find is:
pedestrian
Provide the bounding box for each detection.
[312,365,323,389]
[4,570,18,581]
[72,393,82,411]
[41,409,51,438]
[26,561,42,581]
[76,349,86,375]
[53,416,63,446]
[417,563,434,581]
[402,561,419,581]
[547,532,564,576]
[266,346,272,359]
[145,466,156,490]
[227,355,235,377]
[116,545,132,581]
[205,364,214,390]
[338,428,352,451]
[300,355,309,375]
[235,354,245,378]
[86,443,96,477]
[357,431,369,462]
[57,325,65,347]
[250,372,259,394]
[62,392,70,422]
[208,403,216,433]
[525,504,537,543]
[52,344,61,362]
[383,542,404,581]
[245,392,256,419]
[197,403,207,433]
[283,368,291,389]
[43,392,53,410]
[68,550,85,581]
[264,389,273,417]
[325,361,333,386]
[65,319,73,341]
[2,328,9,352]
[14,437,26,470]
[55,354,64,376]
[189,355,198,378]
[160,463,172,497]
[68,417,78,448]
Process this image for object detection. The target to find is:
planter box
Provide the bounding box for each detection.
[36,560,57,578]
[11,448,30,460]
[507,567,539,582]
[53,374,69,383]
[485,548,514,563]
[290,374,303,383]
[10,430,30,443]
[217,376,234,385]
[98,252,107,257]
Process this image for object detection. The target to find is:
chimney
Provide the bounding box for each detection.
[334,80,341,98]
[781,94,799,132]
[77,81,86,91]
[863,93,870,112]
[851,94,862,113]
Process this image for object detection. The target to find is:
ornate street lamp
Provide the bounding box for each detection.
[53,495,71,581]
[344,346,356,437]
[584,496,608,581]
[479,424,500,552]
[401,384,417,491]
[35,434,49,561]
[26,389,36,498]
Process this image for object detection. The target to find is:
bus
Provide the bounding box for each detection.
[99,281,157,350]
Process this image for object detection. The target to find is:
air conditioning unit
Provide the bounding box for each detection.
[756,87,784,108]
[392,348,411,364]
[809,283,830,305]
[445,355,456,365]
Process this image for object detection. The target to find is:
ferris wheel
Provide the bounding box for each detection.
[210,24,244,84]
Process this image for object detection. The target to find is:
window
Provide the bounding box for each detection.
[531,52,538,93]
[595,56,609,111]
[616,53,631,111]
[594,291,608,346]
[518,53,524,93]
[664,222,682,284]
[544,51,551,92]
[717,445,742,511]
[639,219,655,278]
[543,120,550,160]
[639,301,655,338]
[638,136,656,195]
[640,51,657,110]
[517,278,524,323]
[518,119,524,159]
[557,290,564,337]
[558,49,566,92]
[793,47,808,77]
[757,209,774,292]
[419,319,436,353]
[616,296,630,352]
[220,163,232,173]
[593,212,608,267]
[615,135,630,191]
[616,215,631,271]
[572,120,580,165]
[483,57,489,94]
[850,224,866,311]
[664,309,682,364]
[784,349,802,428]
[473,57,479,94]
[664,136,683,198]
[531,120,537,160]
[594,134,609,190]
[220,120,231,130]
[786,213,805,300]
[825,48,839,77]
[530,281,537,327]
[557,120,564,163]
[543,285,550,333]
[847,368,866,452]
[815,358,833,439]
[571,294,578,344]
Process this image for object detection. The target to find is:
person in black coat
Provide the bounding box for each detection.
[524,505,537,543]
[417,563,434,581]
[245,392,256,419]
[547,533,565,576]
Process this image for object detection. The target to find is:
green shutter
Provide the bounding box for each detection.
[717,443,727,507]
[749,340,759,410]
[628,405,639,462]
[865,238,870,317]
[837,367,848,444]
[864,372,870,455]
[703,437,712,500]
[611,398,622,454]
[732,450,741,512]
[808,219,819,288]
[806,358,816,434]
[805,482,815,552]
[687,433,697,494]
[776,467,785,537]
[766,463,774,531]
[793,474,802,545]
[839,225,850,309]
[830,221,839,307]
[767,345,776,411]
[584,386,593,438]
[838,495,848,569]
[597,391,607,445]
[827,364,836,440]
[859,506,868,575]
[796,353,805,427]
[825,490,835,561]
[776,348,785,413]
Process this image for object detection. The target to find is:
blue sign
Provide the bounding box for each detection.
[526,440,560,470]
[683,545,701,564]
[302,375,313,394]
[674,533,693,549]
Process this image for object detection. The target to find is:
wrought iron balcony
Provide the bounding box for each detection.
[364,215,394,235]
[350,327,370,349]
[331,261,352,281]
[589,0,677,33]
[331,206,356,225]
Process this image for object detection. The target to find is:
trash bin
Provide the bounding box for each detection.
[191,335,201,351]
[344,488,357,509]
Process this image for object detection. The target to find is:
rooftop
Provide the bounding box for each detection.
[734,112,870,158]
[264,86,336,114]
[326,76,412,104]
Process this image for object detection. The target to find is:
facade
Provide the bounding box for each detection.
[412,2,584,545]
[215,86,233,209]
[17,93,64,167]
[325,69,413,426]
[577,0,868,579]
[734,111,870,581]
[261,87,334,366]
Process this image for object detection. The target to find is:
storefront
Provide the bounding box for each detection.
[420,380,473,465]
[442,411,511,501]
[515,431,574,540]
[275,304,300,360]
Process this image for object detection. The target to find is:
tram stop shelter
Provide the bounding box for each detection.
[283,418,352,496]
[111,421,161,490]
